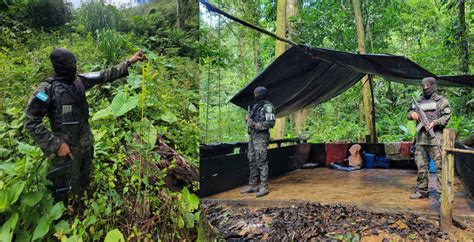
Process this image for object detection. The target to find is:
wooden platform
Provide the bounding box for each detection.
[205,168,474,222]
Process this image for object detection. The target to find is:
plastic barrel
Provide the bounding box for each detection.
[364,153,375,168]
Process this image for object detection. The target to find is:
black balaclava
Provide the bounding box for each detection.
[422,77,436,99]
[50,48,77,83]
[254,86,267,101]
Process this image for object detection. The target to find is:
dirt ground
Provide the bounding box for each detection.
[210,168,474,219]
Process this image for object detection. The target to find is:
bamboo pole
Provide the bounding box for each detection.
[440,128,455,230]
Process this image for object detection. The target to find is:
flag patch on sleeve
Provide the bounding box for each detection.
[35,91,49,102]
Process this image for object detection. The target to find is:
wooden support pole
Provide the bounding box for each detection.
[440,128,455,230]
[444,147,474,154]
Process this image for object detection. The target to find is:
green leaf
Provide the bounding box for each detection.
[141,123,158,147]
[17,142,41,157]
[161,110,178,124]
[0,148,10,158]
[84,215,97,227]
[92,106,113,121]
[407,120,417,136]
[0,212,18,242]
[104,228,125,242]
[55,220,71,234]
[0,190,8,213]
[8,181,26,205]
[110,91,139,117]
[49,202,65,220]
[188,192,199,211]
[32,215,51,241]
[184,212,194,228]
[0,163,15,176]
[399,125,408,133]
[188,103,197,113]
[66,235,82,242]
[194,210,200,222]
[21,191,43,207]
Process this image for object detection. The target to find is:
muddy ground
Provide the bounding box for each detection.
[201,200,474,241]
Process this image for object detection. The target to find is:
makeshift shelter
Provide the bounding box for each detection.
[201,46,474,228]
[230,45,474,117]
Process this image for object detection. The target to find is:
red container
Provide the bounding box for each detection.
[325,142,349,165]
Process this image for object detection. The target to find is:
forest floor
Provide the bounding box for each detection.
[201,201,474,240]
[202,168,474,240]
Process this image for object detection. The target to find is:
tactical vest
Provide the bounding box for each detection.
[417,95,442,124]
[46,77,89,133]
[250,100,272,122]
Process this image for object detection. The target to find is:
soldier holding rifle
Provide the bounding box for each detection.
[408,77,451,199]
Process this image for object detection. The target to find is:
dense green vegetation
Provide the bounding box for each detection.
[0,0,199,240]
[200,0,473,144]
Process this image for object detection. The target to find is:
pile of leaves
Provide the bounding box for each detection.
[202,201,448,240]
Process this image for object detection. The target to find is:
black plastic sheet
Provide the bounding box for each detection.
[230,45,474,117]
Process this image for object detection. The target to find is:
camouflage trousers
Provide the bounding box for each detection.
[247,131,270,189]
[48,128,94,202]
[414,144,442,195]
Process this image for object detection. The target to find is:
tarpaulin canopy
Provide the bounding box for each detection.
[230,45,474,117]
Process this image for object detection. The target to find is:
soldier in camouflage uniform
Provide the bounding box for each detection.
[241,86,275,197]
[24,48,143,203]
[408,77,451,199]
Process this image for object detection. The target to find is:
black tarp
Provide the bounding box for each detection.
[230,45,474,117]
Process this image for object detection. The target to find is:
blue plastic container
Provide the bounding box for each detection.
[429,159,436,173]
[364,153,375,168]
[375,156,390,169]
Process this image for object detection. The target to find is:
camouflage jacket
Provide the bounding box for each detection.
[24,62,129,155]
[408,94,451,145]
[249,100,276,134]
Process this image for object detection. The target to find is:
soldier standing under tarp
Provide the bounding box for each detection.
[241,86,275,197]
[24,48,143,205]
[408,77,451,199]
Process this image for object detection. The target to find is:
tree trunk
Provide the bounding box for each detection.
[205,60,211,143]
[217,0,222,141]
[176,0,181,28]
[252,4,260,74]
[252,34,260,74]
[286,0,307,137]
[271,0,288,140]
[459,0,469,74]
[352,0,376,143]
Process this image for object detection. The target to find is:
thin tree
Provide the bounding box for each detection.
[352,0,376,143]
[271,0,288,140]
[458,0,469,74]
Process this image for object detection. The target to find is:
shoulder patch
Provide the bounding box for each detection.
[80,71,101,79]
[35,91,49,102]
[265,105,273,113]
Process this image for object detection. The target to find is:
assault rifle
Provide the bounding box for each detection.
[412,97,443,155]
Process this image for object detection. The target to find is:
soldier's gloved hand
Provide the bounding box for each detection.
[127,50,145,65]
[410,112,419,121]
[245,114,249,123]
[57,143,74,160]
